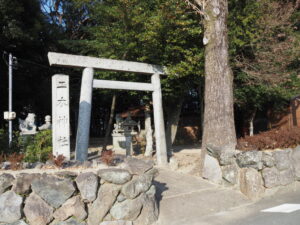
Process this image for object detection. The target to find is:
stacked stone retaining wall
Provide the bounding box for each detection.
[0,158,158,225]
[203,145,300,199]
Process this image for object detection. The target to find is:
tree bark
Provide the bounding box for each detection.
[166,96,184,156]
[200,0,237,174]
[102,94,117,151]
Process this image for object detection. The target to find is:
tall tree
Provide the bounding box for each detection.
[186,0,236,173]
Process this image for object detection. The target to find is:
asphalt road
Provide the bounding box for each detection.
[201,182,300,225]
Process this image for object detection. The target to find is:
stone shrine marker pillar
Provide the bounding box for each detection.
[52,75,70,160]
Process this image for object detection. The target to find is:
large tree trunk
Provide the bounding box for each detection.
[200,0,237,174]
[166,96,184,156]
[102,94,117,151]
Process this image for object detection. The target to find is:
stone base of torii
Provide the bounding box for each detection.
[48,52,168,166]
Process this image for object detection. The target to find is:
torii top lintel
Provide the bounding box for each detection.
[48,52,166,75]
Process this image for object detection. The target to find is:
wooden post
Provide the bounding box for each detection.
[291,99,298,127]
[151,73,168,166]
[75,68,94,161]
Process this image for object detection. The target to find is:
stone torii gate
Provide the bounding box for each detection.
[48,52,168,166]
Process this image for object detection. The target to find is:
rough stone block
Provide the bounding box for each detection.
[24,192,54,225]
[99,221,132,225]
[53,195,87,221]
[53,218,86,225]
[4,220,28,225]
[124,158,153,175]
[12,173,41,194]
[206,145,235,165]
[121,173,152,199]
[0,173,14,194]
[55,171,78,179]
[133,193,158,225]
[87,183,121,225]
[202,154,222,184]
[0,191,22,223]
[31,174,75,208]
[292,146,300,181]
[262,167,280,188]
[117,194,126,202]
[236,151,263,170]
[222,163,239,185]
[240,168,264,200]
[273,149,292,171]
[262,152,275,168]
[279,168,295,185]
[146,185,156,197]
[98,169,132,184]
[110,195,143,221]
[75,172,98,202]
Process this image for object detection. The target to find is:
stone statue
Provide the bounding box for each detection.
[39,115,52,130]
[113,114,124,133]
[19,113,37,135]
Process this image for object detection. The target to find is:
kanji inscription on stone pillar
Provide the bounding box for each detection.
[52,75,70,160]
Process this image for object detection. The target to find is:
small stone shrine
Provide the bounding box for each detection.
[112,114,137,155]
[18,113,37,135]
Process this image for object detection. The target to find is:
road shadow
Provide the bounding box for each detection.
[153,180,168,211]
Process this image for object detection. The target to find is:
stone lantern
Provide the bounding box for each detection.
[112,114,137,156]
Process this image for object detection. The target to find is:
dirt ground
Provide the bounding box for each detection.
[86,138,202,176]
[170,146,202,176]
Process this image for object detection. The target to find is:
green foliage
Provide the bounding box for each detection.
[23,130,52,163]
[57,0,204,100]
[0,0,297,139]
[0,129,7,154]
[228,0,262,57]
[235,72,300,114]
[0,0,57,129]
[0,129,20,154]
[0,0,44,47]
[232,0,300,120]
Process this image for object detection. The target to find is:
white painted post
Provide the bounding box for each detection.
[151,73,168,166]
[52,75,70,160]
[144,106,153,157]
[75,68,94,161]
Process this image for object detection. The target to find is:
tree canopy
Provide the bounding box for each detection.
[0,0,299,140]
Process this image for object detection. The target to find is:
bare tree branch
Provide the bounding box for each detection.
[184,0,204,16]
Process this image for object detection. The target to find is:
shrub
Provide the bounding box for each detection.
[7,153,24,170]
[48,154,65,168]
[0,129,20,154]
[24,130,52,163]
[237,127,300,150]
[0,129,7,154]
[100,150,115,165]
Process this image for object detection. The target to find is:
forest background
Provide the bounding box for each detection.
[0,0,299,150]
